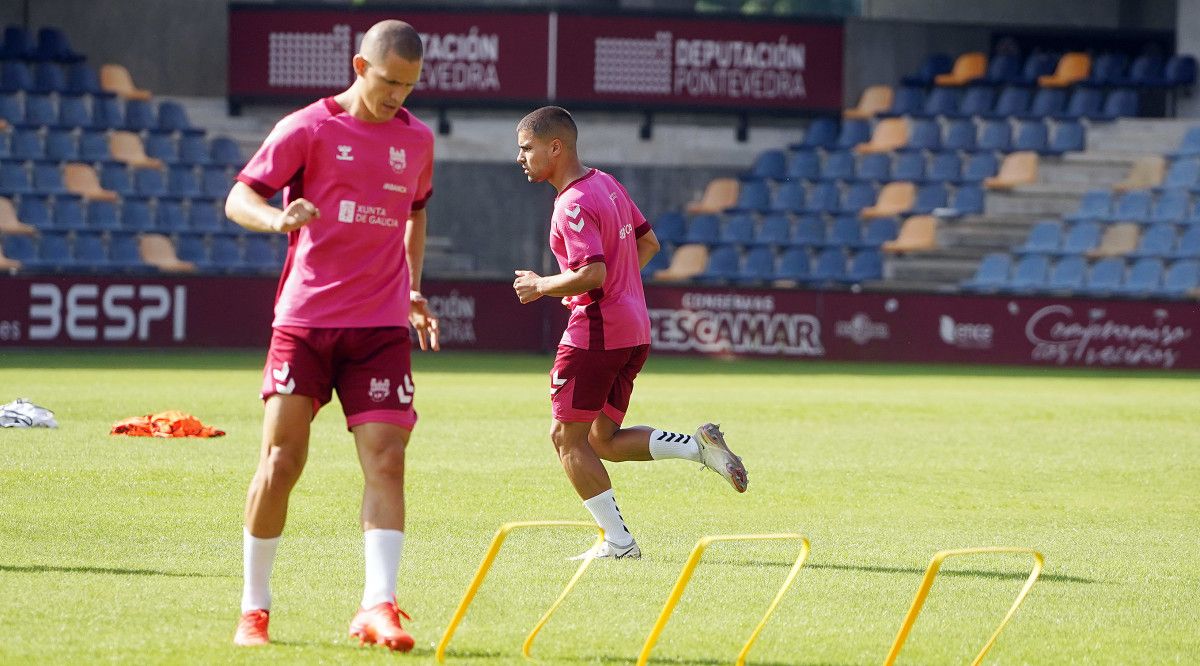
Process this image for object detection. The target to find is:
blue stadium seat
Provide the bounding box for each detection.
[123,99,156,132]
[1014,220,1061,255]
[768,181,805,214]
[23,93,58,128]
[73,230,109,270]
[1046,121,1086,155]
[1,25,36,61]
[1021,88,1067,120]
[841,248,883,283]
[78,130,112,162]
[980,53,1023,86]
[210,235,243,272]
[892,151,927,182]
[1064,190,1113,223]
[685,214,720,244]
[35,27,85,63]
[1040,255,1087,293]
[785,150,820,181]
[1171,226,1200,259]
[1168,127,1200,158]
[821,150,856,182]
[1013,120,1050,153]
[65,63,103,95]
[48,130,81,164]
[911,87,959,119]
[1147,55,1198,90]
[0,92,23,126]
[175,233,209,267]
[792,215,825,247]
[32,62,66,94]
[2,234,37,263]
[924,152,960,183]
[121,197,155,231]
[947,86,995,119]
[1002,254,1051,293]
[1150,192,1190,227]
[134,167,168,198]
[144,132,179,164]
[942,119,977,152]
[1014,52,1058,87]
[100,163,135,197]
[168,165,203,198]
[1113,258,1164,296]
[189,200,225,232]
[823,215,862,248]
[653,212,686,245]
[696,244,739,283]
[1158,157,1200,191]
[641,246,669,279]
[1115,53,1164,87]
[16,196,51,229]
[108,231,149,273]
[837,182,878,215]
[900,119,941,152]
[901,54,953,87]
[1160,260,1200,297]
[34,231,71,272]
[834,119,871,150]
[958,153,999,184]
[982,86,1031,119]
[857,217,899,248]
[743,149,787,181]
[87,200,121,230]
[10,128,44,160]
[1059,221,1102,255]
[201,166,233,199]
[1091,89,1139,122]
[1080,257,1125,296]
[950,184,986,215]
[157,101,202,134]
[156,199,188,232]
[91,95,123,130]
[855,153,890,183]
[244,234,280,273]
[1080,52,1128,88]
[725,179,770,214]
[912,183,948,214]
[0,61,33,93]
[736,246,776,285]
[1103,191,1153,224]
[57,95,90,129]
[876,85,926,118]
[754,214,792,247]
[720,214,756,245]
[775,247,810,282]
[53,198,85,230]
[1128,223,1177,259]
[210,136,246,168]
[801,182,840,216]
[977,120,1012,153]
[807,247,847,285]
[0,163,32,196]
[790,117,838,151]
[32,163,68,196]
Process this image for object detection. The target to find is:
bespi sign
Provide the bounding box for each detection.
[26,283,186,342]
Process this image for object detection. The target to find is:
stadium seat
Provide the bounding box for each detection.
[0,196,36,236]
[1091,88,1139,121]
[875,85,925,118]
[935,52,987,87]
[35,27,85,63]
[121,197,154,231]
[209,235,242,272]
[1080,52,1129,88]
[725,179,770,214]
[948,86,996,120]
[735,246,776,285]
[822,215,862,248]
[1114,257,1165,296]
[753,214,792,247]
[139,233,196,273]
[209,136,246,168]
[785,150,820,181]
[696,244,740,283]
[773,247,810,284]
[942,119,977,152]
[1160,260,1200,297]
[244,234,280,273]
[855,153,890,183]
[1147,190,1189,225]
[652,212,686,245]
[91,95,124,130]
[807,247,847,285]
[1113,156,1165,192]
[109,130,164,170]
[910,87,960,119]
[1021,88,1068,119]
[841,248,883,283]
[33,63,66,94]
[892,151,927,182]
[64,163,120,202]
[883,215,937,253]
[0,163,32,196]
[744,149,787,181]
[175,232,209,267]
[134,167,168,198]
[55,94,90,130]
[1,25,35,61]
[923,152,959,183]
[144,132,179,164]
[982,86,1032,119]
[1012,120,1049,153]
[201,166,233,199]
[122,99,157,133]
[100,63,152,101]
[958,153,999,185]
[10,128,44,161]
[1016,53,1059,87]
[33,230,71,272]
[23,93,57,128]
[1103,191,1153,224]
[108,231,149,273]
[857,217,899,248]
[65,63,103,95]
[1157,158,1200,192]
[911,183,948,214]
[1014,220,1061,255]
[837,182,878,215]
[792,215,826,247]
[1129,223,1177,258]
[2,234,37,264]
[1087,223,1140,258]
[821,150,856,182]
[984,152,1038,190]
[980,53,1022,86]
[686,178,738,214]
[900,118,942,152]
[0,61,33,94]
[16,196,53,231]
[653,243,708,282]
[168,165,203,198]
[189,200,225,232]
[45,128,78,161]
[53,197,86,230]
[683,214,720,245]
[844,85,893,120]
[1147,55,1199,90]
[155,199,187,231]
[1039,52,1091,87]
[1171,226,1200,259]
[1169,127,1200,159]
[790,117,839,150]
[768,181,805,214]
[0,240,21,272]
[801,182,840,216]
[719,214,756,245]
[1040,255,1087,293]
[1064,189,1112,223]
[87,199,121,230]
[1059,221,1102,256]
[641,246,669,279]
[854,118,908,154]
[76,130,111,162]
[73,230,110,270]
[1046,121,1086,155]
[859,182,912,218]
[99,163,135,197]
[0,92,23,126]
[1054,87,1103,120]
[949,184,986,215]
[1079,256,1125,296]
[976,119,1012,153]
[1002,254,1051,293]
[833,119,872,150]
[901,53,953,87]
[157,101,202,134]
[32,163,69,196]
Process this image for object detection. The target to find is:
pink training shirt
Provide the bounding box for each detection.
[237,98,434,328]
[550,168,652,351]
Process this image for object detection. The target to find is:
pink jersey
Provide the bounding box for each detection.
[237,98,434,328]
[550,169,652,350]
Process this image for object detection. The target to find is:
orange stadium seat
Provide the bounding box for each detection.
[844,85,894,120]
[0,196,36,236]
[934,52,987,86]
[100,63,152,100]
[1112,156,1166,192]
[685,178,739,215]
[984,152,1039,190]
[652,243,708,282]
[1087,223,1140,258]
[861,181,916,219]
[854,118,908,155]
[1039,52,1091,88]
[64,163,120,202]
[882,215,938,253]
[109,131,165,170]
[139,234,197,273]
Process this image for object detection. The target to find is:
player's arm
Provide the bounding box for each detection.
[225,181,318,233]
[405,207,440,351]
[513,263,606,304]
[636,228,660,270]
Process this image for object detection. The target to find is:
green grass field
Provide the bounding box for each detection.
[1,350,1198,665]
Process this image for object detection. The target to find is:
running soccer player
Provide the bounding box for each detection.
[513,106,749,560]
[226,20,438,651]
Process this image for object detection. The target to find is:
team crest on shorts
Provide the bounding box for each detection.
[369,377,391,402]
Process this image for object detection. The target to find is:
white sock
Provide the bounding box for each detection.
[362,529,405,608]
[241,527,280,613]
[582,489,634,546]
[649,429,701,462]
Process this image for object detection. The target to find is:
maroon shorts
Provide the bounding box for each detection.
[261,326,417,431]
[550,344,649,425]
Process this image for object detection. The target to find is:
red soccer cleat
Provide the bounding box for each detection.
[348,600,414,652]
[233,609,270,646]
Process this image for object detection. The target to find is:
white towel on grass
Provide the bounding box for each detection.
[0,399,58,428]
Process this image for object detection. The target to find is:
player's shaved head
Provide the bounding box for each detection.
[518,106,578,149]
[361,20,423,62]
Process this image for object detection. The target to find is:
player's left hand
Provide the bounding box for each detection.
[513,270,543,304]
[409,291,440,351]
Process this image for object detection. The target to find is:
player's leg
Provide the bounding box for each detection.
[339,327,417,652]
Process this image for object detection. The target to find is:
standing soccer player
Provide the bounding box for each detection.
[226,20,440,651]
[513,106,749,560]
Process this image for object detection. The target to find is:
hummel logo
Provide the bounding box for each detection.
[272,362,295,394]
[398,374,415,405]
[336,145,354,161]
[655,431,690,443]
[550,371,567,395]
[564,205,584,232]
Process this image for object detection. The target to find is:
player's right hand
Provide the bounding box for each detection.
[274,198,320,232]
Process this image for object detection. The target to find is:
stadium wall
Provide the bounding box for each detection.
[2,276,1194,371]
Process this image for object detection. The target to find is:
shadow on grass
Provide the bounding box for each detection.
[696,559,1101,584]
[440,650,812,666]
[0,563,234,578]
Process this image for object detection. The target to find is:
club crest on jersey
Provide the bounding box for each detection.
[389,147,406,173]
[336,145,354,161]
[369,377,391,402]
[563,204,584,232]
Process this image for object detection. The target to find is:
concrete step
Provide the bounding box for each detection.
[958,212,1047,227]
[860,278,955,294]
[940,225,1027,248]
[986,188,1081,215]
[884,255,980,282]
[1037,156,1133,187]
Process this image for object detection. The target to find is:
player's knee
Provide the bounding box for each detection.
[369,444,407,482]
[261,447,305,488]
[549,422,583,453]
[588,432,618,461]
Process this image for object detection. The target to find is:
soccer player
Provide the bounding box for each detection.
[225,20,439,651]
[513,106,749,560]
